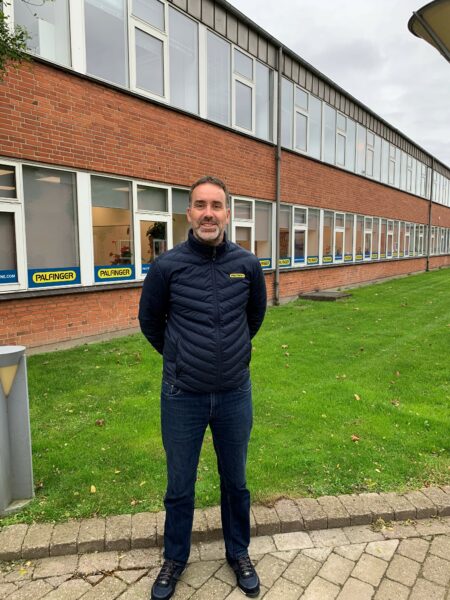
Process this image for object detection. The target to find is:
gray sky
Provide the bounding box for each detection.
[230,0,450,168]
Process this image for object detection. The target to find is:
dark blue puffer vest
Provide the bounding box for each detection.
[139,231,267,392]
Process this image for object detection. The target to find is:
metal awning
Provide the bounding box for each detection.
[408,0,450,62]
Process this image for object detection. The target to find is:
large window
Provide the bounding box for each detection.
[307,208,320,265]
[0,212,18,285]
[255,62,273,142]
[85,0,128,86]
[91,176,134,281]
[255,201,272,266]
[15,0,71,66]
[355,216,364,260]
[207,31,231,126]
[344,214,354,261]
[233,49,254,131]
[322,211,333,263]
[172,188,190,246]
[23,166,80,287]
[169,7,198,113]
[323,105,336,165]
[279,205,291,266]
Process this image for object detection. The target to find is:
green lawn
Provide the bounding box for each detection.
[1,269,449,526]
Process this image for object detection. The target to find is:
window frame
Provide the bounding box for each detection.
[232,47,256,134]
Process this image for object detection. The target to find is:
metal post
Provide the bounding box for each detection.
[0,346,34,516]
[426,158,435,272]
[274,45,283,306]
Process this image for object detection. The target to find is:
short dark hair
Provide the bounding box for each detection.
[189,176,230,206]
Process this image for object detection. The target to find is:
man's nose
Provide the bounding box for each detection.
[203,203,213,216]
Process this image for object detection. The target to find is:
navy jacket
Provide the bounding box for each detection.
[139,230,267,392]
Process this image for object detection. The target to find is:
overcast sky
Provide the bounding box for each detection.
[230,0,450,167]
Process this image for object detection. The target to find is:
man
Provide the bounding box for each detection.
[139,175,267,599]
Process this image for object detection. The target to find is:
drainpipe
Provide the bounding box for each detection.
[426,158,435,272]
[274,45,282,306]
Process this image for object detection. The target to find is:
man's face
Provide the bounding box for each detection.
[187,183,230,246]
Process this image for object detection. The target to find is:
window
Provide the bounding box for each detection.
[336,114,346,166]
[15,0,71,66]
[23,166,80,287]
[172,188,190,246]
[294,87,308,152]
[344,214,354,261]
[373,135,382,181]
[0,212,18,285]
[169,7,198,113]
[355,125,366,175]
[255,62,273,142]
[364,217,372,259]
[207,31,231,126]
[393,221,399,257]
[307,208,320,264]
[381,139,389,184]
[0,164,17,199]
[322,211,333,263]
[133,0,164,30]
[139,220,167,270]
[233,49,254,131]
[309,95,322,160]
[234,199,252,220]
[399,222,405,257]
[85,0,128,86]
[255,201,272,267]
[323,105,336,164]
[372,218,379,259]
[400,151,407,191]
[281,78,294,149]
[380,220,387,258]
[279,205,291,266]
[405,223,411,256]
[388,145,400,188]
[366,132,375,177]
[91,176,134,282]
[334,212,345,262]
[232,198,253,252]
[137,185,168,212]
[294,207,307,264]
[355,216,364,260]
[135,29,165,97]
[135,185,169,275]
[387,220,394,257]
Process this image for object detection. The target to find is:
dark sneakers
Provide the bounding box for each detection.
[227,554,260,597]
[150,559,185,600]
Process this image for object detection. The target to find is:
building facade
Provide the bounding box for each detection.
[1,0,449,350]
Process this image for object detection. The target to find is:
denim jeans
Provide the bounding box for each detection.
[160,378,253,565]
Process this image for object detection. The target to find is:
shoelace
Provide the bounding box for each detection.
[155,560,179,585]
[237,555,255,577]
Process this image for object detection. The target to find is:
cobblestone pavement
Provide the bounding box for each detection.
[1,517,449,599]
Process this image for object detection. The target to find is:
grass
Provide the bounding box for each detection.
[1,269,449,526]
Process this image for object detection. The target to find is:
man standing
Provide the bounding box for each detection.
[139,176,266,599]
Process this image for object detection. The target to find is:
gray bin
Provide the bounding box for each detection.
[0,346,34,516]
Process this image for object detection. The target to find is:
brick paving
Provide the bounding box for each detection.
[0,516,449,599]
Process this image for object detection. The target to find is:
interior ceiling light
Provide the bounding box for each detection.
[36,176,61,183]
[0,169,14,176]
[408,0,450,62]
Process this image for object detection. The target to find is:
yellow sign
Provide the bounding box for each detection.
[32,270,77,283]
[259,259,271,268]
[279,258,290,266]
[322,256,333,263]
[97,267,132,279]
[230,273,245,278]
[307,257,319,265]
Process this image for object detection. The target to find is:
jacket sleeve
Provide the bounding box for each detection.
[247,259,267,339]
[138,260,169,354]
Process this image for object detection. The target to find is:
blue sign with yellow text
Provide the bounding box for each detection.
[94,265,135,282]
[259,258,272,269]
[0,269,18,284]
[28,267,80,288]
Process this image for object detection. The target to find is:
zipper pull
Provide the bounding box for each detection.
[212,247,216,261]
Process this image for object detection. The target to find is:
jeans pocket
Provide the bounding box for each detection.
[237,378,252,393]
[162,380,184,397]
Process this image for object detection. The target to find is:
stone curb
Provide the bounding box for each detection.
[0,486,449,562]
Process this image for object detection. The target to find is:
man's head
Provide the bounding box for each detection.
[187,176,230,246]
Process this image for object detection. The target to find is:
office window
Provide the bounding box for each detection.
[407,156,414,193]
[15,0,71,66]
[389,145,400,187]
[92,176,133,271]
[207,31,230,126]
[364,217,372,259]
[322,210,333,263]
[372,218,379,258]
[0,213,17,273]
[381,139,389,184]
[355,216,364,260]
[294,87,308,152]
[169,8,198,113]
[234,48,252,79]
[255,62,273,141]
[309,95,322,160]
[255,201,272,262]
[23,166,79,272]
[140,220,167,266]
[0,165,16,199]
[345,118,356,171]
[132,0,164,30]
[399,222,405,257]
[235,81,252,130]
[405,223,411,256]
[307,208,320,264]
[234,199,252,220]
[235,226,251,251]
[334,212,344,261]
[323,105,336,164]
[380,219,387,258]
[400,151,407,190]
[281,78,294,148]
[336,114,346,167]
[355,125,366,175]
[366,132,375,177]
[137,186,168,212]
[279,205,291,265]
[344,213,354,261]
[294,207,307,264]
[393,221,399,257]
[85,0,128,86]
[172,188,189,246]
[135,29,164,96]
[373,135,382,180]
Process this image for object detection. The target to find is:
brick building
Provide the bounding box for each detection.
[1,0,449,350]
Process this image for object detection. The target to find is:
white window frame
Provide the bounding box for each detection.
[231,196,255,252]
[334,211,345,263]
[363,217,372,261]
[293,206,308,265]
[336,113,347,167]
[0,192,27,292]
[232,47,256,134]
[293,86,309,155]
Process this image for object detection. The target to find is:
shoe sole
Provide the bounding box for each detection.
[238,585,260,598]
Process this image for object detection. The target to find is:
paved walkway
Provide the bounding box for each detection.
[1,517,449,599]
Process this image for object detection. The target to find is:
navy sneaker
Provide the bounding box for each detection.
[151,559,185,600]
[227,554,260,597]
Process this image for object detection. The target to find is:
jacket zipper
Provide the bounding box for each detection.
[210,247,222,389]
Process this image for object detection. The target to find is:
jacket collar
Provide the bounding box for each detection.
[187,229,230,258]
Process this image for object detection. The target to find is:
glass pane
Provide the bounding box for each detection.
[279,205,291,258]
[335,213,345,228]
[294,207,307,226]
[255,201,271,258]
[92,176,133,267]
[295,112,307,152]
[355,216,364,258]
[364,232,371,258]
[381,140,389,184]
[140,220,167,265]
[0,213,17,271]
[345,214,353,257]
[295,87,308,110]
[234,199,252,220]
[294,230,305,262]
[0,165,16,199]
[234,49,253,79]
[335,230,343,259]
[307,208,319,261]
[136,29,164,96]
[356,124,366,175]
[172,188,189,214]
[281,78,293,149]
[23,166,79,268]
[322,211,333,259]
[169,7,198,113]
[15,0,71,65]
[235,81,252,130]
[336,134,345,166]
[255,62,272,141]
[85,0,128,86]
[323,105,336,164]
[236,226,251,251]
[309,95,321,160]
[336,113,346,131]
[133,0,164,30]
[207,31,230,126]
[137,186,168,211]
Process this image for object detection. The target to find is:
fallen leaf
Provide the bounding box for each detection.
[281,344,288,349]
[351,434,360,442]
[90,485,96,494]
[139,481,147,487]
[95,419,105,427]
[395,371,400,377]
[391,399,400,407]
[114,469,121,474]
[284,352,290,356]
[354,394,361,401]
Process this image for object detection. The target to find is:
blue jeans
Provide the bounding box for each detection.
[160,378,253,565]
